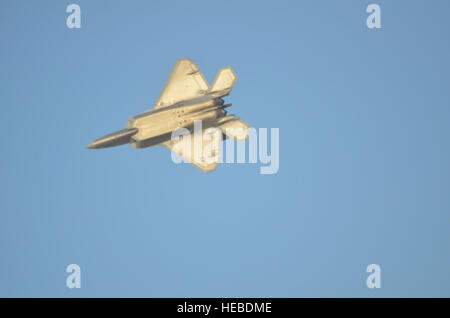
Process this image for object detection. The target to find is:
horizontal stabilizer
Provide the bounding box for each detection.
[217,115,249,141]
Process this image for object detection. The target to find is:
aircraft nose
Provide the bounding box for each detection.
[86,128,139,149]
[86,141,102,149]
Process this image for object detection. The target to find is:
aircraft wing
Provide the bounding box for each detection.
[161,131,221,172]
[154,58,209,109]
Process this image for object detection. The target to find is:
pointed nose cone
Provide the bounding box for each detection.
[86,128,139,149]
[86,141,103,149]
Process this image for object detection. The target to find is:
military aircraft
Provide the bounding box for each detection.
[86,58,249,172]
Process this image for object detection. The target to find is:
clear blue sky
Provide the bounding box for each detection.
[1,0,449,297]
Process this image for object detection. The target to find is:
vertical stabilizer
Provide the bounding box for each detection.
[209,66,237,96]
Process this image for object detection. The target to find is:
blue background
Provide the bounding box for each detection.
[1,0,449,297]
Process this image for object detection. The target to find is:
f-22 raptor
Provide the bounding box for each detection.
[86,58,249,172]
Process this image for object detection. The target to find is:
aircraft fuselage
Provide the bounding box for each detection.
[87,95,229,149]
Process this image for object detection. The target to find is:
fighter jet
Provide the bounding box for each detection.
[86,58,249,172]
